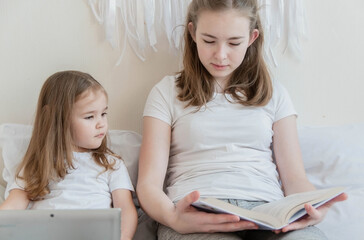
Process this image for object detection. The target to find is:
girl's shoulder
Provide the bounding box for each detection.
[271,79,291,100]
[154,75,178,91]
[105,153,122,163]
[271,78,285,91]
[148,75,179,102]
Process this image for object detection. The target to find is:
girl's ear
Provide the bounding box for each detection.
[248,29,259,46]
[188,22,196,42]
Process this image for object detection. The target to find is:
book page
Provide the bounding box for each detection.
[193,198,282,229]
[251,187,344,224]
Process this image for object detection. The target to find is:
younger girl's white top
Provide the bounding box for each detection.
[11,152,133,209]
[143,75,297,202]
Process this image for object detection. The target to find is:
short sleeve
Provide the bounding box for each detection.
[6,168,26,194]
[143,76,174,125]
[272,81,297,122]
[109,159,134,192]
[7,178,25,192]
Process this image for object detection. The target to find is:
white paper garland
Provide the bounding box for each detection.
[88,0,307,66]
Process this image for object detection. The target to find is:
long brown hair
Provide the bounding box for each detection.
[177,0,272,107]
[17,70,119,200]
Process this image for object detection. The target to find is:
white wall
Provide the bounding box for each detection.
[0,0,363,135]
[273,0,364,126]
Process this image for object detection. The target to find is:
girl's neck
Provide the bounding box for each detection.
[214,78,228,93]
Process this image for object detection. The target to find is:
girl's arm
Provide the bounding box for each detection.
[272,115,315,195]
[273,115,347,232]
[112,189,137,240]
[136,116,258,234]
[0,189,29,210]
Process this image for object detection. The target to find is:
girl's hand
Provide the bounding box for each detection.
[170,191,259,234]
[275,192,348,233]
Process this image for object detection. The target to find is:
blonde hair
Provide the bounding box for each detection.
[176,0,272,107]
[17,70,119,200]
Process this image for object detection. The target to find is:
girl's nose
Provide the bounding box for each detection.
[214,43,227,60]
[96,117,107,129]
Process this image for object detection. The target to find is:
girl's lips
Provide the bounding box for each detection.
[95,133,105,138]
[212,63,228,70]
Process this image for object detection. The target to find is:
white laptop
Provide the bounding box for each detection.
[0,208,121,240]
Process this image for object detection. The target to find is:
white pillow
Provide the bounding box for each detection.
[0,124,32,199]
[108,129,141,206]
[298,123,364,240]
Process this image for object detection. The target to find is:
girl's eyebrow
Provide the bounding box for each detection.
[201,33,245,40]
[83,106,108,115]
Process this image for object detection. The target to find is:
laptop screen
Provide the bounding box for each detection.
[0,208,121,240]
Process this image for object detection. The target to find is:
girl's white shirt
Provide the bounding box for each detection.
[143,75,297,202]
[11,152,133,209]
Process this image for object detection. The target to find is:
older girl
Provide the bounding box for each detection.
[137,0,346,239]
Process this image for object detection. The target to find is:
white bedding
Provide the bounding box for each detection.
[1,123,364,240]
[298,124,364,240]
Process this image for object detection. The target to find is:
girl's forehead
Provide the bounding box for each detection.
[195,9,251,35]
[77,88,107,101]
[74,89,107,108]
[197,9,249,22]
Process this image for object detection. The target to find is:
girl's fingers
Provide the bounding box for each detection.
[322,193,348,209]
[201,221,258,233]
[305,204,322,220]
[282,202,327,232]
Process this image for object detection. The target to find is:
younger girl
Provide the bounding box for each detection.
[137,0,347,239]
[0,70,137,240]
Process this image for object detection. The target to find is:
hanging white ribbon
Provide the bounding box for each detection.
[88,0,104,24]
[119,0,147,62]
[143,0,157,51]
[161,0,173,49]
[88,0,308,66]
[105,0,117,48]
[284,0,308,60]
[258,0,284,67]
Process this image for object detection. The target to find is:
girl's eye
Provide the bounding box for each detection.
[203,40,214,44]
[85,116,94,120]
[102,112,107,117]
[230,42,241,46]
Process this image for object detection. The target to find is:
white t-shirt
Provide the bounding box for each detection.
[11,152,134,209]
[143,75,297,202]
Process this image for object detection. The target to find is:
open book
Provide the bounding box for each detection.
[191,187,344,230]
